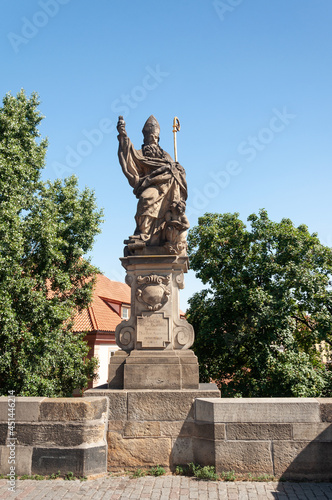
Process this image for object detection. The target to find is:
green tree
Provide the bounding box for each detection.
[187,210,332,397]
[0,90,103,396]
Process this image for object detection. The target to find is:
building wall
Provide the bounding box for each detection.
[93,343,119,387]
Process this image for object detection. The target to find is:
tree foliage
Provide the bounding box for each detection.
[187,210,332,397]
[0,90,103,396]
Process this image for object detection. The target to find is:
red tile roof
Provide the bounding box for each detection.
[72,274,130,333]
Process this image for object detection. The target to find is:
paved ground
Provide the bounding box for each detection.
[1,476,332,500]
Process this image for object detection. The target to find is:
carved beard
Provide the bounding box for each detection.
[142,144,165,159]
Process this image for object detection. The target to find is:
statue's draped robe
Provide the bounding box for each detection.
[118,137,188,245]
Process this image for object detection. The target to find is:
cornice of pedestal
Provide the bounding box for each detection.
[120,254,189,273]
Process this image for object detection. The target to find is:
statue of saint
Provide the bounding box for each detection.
[117,115,189,255]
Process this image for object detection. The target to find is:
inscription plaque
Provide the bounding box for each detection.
[137,313,170,348]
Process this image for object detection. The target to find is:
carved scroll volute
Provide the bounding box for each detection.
[173,322,194,349]
[175,272,185,290]
[115,323,135,351]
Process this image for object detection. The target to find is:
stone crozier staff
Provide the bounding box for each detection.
[117,115,189,255]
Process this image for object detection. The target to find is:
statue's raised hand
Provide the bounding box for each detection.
[117,116,127,136]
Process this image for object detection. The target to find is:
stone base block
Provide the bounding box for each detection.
[215,441,274,474]
[109,349,199,390]
[31,445,106,476]
[108,432,171,470]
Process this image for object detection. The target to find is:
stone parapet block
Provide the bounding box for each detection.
[226,423,292,441]
[273,440,332,480]
[195,398,321,423]
[215,441,273,474]
[292,422,332,441]
[127,389,220,422]
[39,397,107,421]
[0,397,46,422]
[84,386,220,423]
[14,422,105,447]
[84,390,128,420]
[0,396,108,477]
[318,398,332,422]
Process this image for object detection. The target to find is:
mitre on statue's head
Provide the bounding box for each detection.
[142,115,160,137]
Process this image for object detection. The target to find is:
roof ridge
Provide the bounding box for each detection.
[88,305,98,330]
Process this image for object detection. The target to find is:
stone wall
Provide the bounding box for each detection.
[1,394,331,480]
[84,384,220,471]
[0,397,108,477]
[194,397,332,480]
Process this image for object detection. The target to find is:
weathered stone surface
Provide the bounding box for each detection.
[195,422,225,440]
[195,398,320,423]
[128,390,219,422]
[181,364,200,390]
[108,420,125,434]
[171,437,194,465]
[108,351,128,389]
[84,390,127,420]
[192,438,215,466]
[0,445,32,476]
[292,423,332,441]
[0,397,14,422]
[0,397,45,422]
[124,363,182,390]
[215,441,273,474]
[31,445,107,476]
[124,421,161,437]
[15,423,105,447]
[40,397,107,422]
[273,441,332,479]
[160,421,184,437]
[318,398,332,422]
[178,421,196,438]
[107,432,171,469]
[0,424,7,445]
[226,423,292,441]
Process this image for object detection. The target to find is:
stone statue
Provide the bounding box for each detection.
[109,114,199,390]
[117,115,189,256]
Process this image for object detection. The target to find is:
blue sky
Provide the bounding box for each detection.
[1,0,332,309]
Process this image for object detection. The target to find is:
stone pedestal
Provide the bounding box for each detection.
[108,255,199,390]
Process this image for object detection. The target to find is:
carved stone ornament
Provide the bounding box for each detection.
[116,325,135,351]
[176,329,190,346]
[136,274,170,311]
[125,275,133,287]
[173,323,194,349]
[175,272,185,290]
[119,328,132,346]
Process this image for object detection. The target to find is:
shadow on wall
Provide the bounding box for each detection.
[273,424,332,482]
